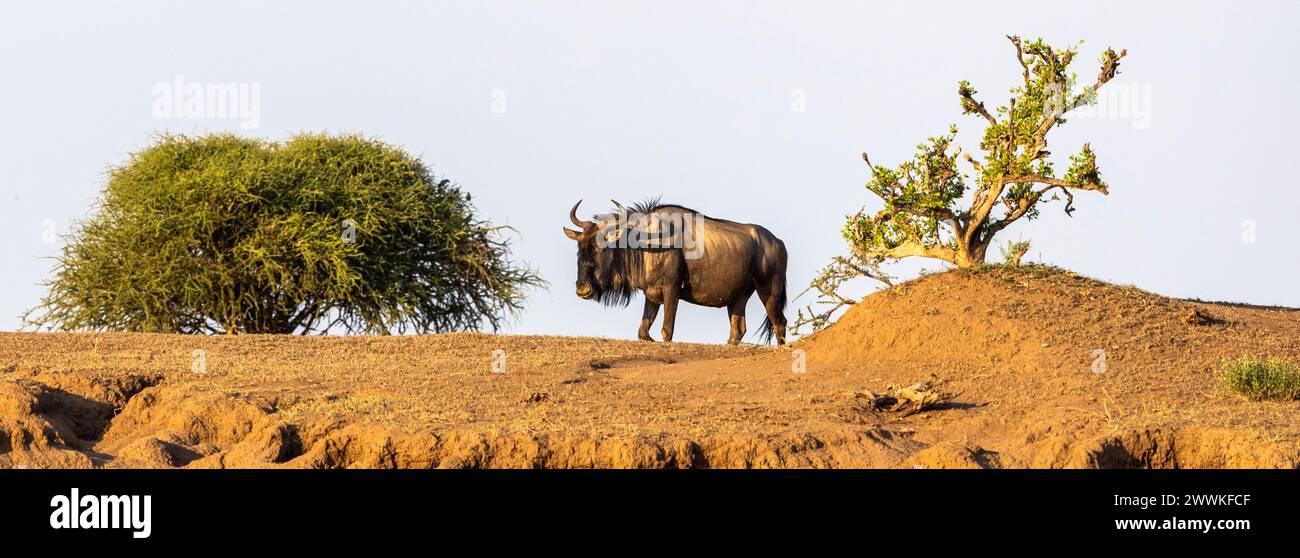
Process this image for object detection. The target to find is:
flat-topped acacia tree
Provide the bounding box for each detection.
[795,36,1127,334]
[847,35,1127,267]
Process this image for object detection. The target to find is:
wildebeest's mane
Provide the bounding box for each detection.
[589,201,640,307]
[627,196,699,216]
[591,197,696,308]
[592,241,640,308]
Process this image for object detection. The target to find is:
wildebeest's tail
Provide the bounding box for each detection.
[758,274,787,345]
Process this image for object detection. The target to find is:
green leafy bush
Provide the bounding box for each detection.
[1218,356,1300,401]
[24,132,542,334]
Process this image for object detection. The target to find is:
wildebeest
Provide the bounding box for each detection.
[562,198,787,345]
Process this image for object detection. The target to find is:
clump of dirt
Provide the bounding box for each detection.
[2,266,1298,468]
[1182,308,1225,326]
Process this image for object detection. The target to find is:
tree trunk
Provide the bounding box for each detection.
[953,239,990,268]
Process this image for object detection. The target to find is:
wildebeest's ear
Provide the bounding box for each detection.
[603,226,624,243]
[563,227,582,240]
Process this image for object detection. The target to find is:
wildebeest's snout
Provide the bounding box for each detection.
[575,282,594,299]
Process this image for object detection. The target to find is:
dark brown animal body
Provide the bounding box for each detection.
[562,199,787,345]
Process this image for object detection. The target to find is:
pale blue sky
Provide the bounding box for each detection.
[2,0,1296,342]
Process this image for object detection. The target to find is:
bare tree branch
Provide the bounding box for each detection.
[1008,35,1031,87]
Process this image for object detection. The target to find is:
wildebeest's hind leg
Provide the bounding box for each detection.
[756,275,788,345]
[726,298,747,345]
[638,298,660,341]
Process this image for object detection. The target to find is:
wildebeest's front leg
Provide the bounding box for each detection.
[661,283,679,343]
[638,298,660,341]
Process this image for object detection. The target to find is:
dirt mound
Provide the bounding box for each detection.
[2,266,1298,468]
[797,266,1300,468]
[801,266,1293,372]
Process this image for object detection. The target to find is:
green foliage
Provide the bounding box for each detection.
[24,132,543,334]
[1218,356,1300,401]
[1064,144,1105,191]
[1000,239,1031,267]
[844,36,1124,268]
[846,128,964,253]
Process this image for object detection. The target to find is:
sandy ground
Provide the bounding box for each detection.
[2,266,1298,468]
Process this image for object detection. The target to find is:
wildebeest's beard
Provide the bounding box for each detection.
[591,242,642,308]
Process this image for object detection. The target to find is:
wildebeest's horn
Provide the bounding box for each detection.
[570,200,593,228]
[610,199,628,215]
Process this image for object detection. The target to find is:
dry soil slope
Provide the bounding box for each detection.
[1,266,1297,468]
[799,266,1300,467]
